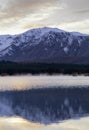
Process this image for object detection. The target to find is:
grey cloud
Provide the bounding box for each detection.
[42,0,89,24]
[63,0,89,11]
[0,0,89,34]
[0,0,56,19]
[0,0,60,30]
[75,9,89,14]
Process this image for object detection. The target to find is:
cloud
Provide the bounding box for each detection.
[0,0,89,34]
[75,9,89,14]
[63,0,89,11]
[0,0,57,19]
[38,0,89,32]
[58,19,89,34]
[0,0,61,34]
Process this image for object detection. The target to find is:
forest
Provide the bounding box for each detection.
[0,61,89,75]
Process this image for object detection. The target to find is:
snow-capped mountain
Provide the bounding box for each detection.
[0,27,89,63]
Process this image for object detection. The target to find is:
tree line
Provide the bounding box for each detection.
[0,61,89,75]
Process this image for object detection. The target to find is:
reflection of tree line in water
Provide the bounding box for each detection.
[0,87,89,123]
[1,61,89,75]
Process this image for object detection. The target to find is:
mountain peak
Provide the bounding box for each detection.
[22,27,65,37]
[0,27,89,64]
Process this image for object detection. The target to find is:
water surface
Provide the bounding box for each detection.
[0,75,89,130]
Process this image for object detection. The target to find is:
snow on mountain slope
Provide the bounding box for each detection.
[0,35,14,51]
[0,27,89,63]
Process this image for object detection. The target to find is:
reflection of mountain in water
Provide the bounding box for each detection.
[0,87,89,123]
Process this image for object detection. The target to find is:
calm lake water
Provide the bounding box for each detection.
[0,75,89,130]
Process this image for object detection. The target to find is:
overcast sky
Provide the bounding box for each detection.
[0,0,89,34]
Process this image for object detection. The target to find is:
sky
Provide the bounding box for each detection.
[0,0,89,34]
[0,116,89,130]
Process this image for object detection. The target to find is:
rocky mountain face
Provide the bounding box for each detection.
[0,27,89,64]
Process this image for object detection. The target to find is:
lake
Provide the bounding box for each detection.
[0,75,89,130]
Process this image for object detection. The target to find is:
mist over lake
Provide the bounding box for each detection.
[0,75,89,90]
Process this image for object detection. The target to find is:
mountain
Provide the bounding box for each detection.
[0,27,89,64]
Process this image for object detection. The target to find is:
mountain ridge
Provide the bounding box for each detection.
[0,27,89,64]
